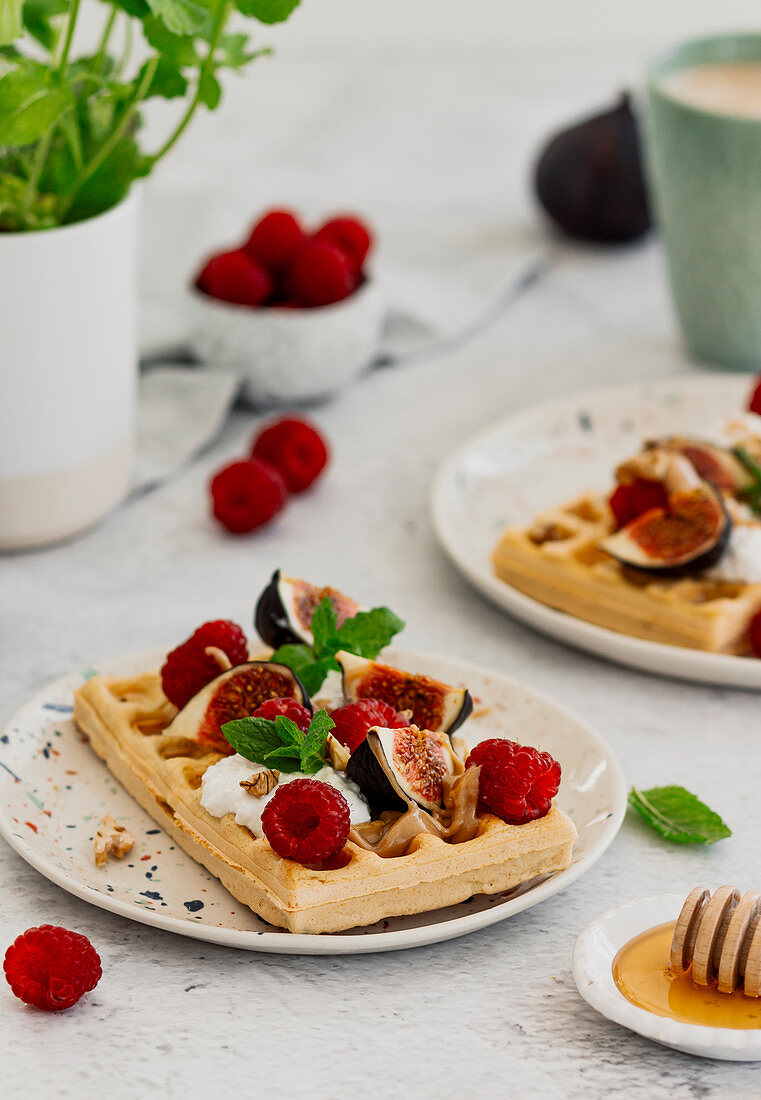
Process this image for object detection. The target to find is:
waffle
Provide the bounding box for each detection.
[73,669,576,935]
[492,492,761,654]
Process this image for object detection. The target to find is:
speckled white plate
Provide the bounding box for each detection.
[431,374,761,689]
[0,646,625,954]
[574,894,761,1060]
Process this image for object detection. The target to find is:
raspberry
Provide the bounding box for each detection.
[261,778,350,863]
[313,215,373,274]
[750,611,761,657]
[609,479,668,529]
[466,738,520,770]
[749,376,761,416]
[161,619,248,709]
[210,458,287,534]
[285,239,355,307]
[330,699,406,754]
[466,740,560,825]
[250,417,329,493]
[252,697,312,732]
[4,925,101,1012]
[196,249,272,306]
[244,209,305,271]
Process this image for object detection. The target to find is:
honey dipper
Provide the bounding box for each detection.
[670,886,761,996]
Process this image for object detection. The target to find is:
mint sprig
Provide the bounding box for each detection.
[221,709,335,775]
[628,785,732,845]
[735,447,761,515]
[270,597,404,696]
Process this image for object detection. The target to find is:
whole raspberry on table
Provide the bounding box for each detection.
[195,249,272,306]
[244,209,305,271]
[314,215,373,274]
[210,458,288,534]
[4,925,101,1012]
[251,417,329,493]
[608,478,668,529]
[285,239,355,307]
[161,619,249,709]
[251,696,312,732]
[261,778,351,863]
[466,739,561,826]
[330,699,406,755]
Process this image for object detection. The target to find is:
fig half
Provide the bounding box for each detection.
[336,651,473,735]
[534,93,651,244]
[655,437,753,495]
[255,569,360,648]
[599,483,731,577]
[346,726,460,815]
[165,661,312,754]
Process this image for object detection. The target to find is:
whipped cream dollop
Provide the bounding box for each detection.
[705,526,761,585]
[311,668,345,711]
[200,753,370,836]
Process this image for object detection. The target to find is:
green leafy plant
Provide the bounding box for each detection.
[221,707,335,773]
[735,447,761,515]
[0,0,299,230]
[269,597,405,696]
[628,785,732,845]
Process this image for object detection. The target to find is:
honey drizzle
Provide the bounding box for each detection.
[613,922,761,1029]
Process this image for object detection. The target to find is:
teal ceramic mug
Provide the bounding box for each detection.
[646,33,761,371]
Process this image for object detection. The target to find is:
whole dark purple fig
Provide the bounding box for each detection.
[534,93,651,244]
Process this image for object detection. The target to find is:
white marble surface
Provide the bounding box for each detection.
[5,53,761,1099]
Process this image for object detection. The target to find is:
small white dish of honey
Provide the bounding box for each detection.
[573,889,761,1060]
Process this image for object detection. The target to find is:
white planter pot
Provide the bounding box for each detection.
[0,192,138,550]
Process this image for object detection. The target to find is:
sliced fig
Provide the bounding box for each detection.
[336,651,473,734]
[255,569,360,648]
[655,437,753,494]
[599,483,730,577]
[346,726,460,815]
[164,661,311,754]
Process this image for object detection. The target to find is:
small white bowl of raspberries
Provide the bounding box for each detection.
[187,209,384,406]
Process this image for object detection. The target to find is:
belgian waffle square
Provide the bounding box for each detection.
[73,670,576,935]
[492,492,761,654]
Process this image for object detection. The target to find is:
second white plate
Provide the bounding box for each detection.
[431,373,761,690]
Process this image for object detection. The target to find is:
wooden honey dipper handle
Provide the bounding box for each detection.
[670,886,761,995]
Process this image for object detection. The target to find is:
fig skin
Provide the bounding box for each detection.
[255,569,359,649]
[534,93,651,244]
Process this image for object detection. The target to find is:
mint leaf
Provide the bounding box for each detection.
[296,659,334,698]
[629,785,731,845]
[221,714,287,762]
[300,710,335,774]
[270,643,313,671]
[270,598,405,694]
[220,710,334,775]
[735,447,761,515]
[337,607,405,659]
[260,746,302,772]
[310,597,340,660]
